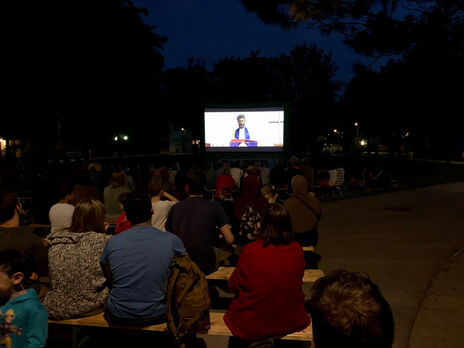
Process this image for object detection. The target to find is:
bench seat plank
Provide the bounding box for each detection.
[49,312,312,341]
[206,267,324,283]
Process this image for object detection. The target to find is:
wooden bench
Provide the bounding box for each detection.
[206,267,324,283]
[49,311,312,347]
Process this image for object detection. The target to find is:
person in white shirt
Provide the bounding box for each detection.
[148,179,179,232]
[49,183,75,233]
[230,160,243,189]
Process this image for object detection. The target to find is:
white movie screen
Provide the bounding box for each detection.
[204,107,285,152]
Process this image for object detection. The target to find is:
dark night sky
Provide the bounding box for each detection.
[134,0,373,82]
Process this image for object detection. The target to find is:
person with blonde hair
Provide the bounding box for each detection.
[104,169,130,220]
[43,198,111,320]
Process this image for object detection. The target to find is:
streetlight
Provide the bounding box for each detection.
[114,136,118,142]
[123,135,128,141]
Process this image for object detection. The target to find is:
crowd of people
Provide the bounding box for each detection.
[0,156,394,348]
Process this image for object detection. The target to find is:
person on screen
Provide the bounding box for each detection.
[231,115,256,147]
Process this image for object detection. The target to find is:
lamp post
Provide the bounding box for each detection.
[181,128,185,153]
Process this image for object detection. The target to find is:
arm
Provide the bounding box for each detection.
[219,224,234,244]
[163,190,179,203]
[24,305,48,348]
[100,262,113,283]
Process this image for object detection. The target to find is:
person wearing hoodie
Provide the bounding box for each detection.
[43,199,110,320]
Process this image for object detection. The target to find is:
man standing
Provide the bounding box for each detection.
[166,169,234,275]
[100,193,185,325]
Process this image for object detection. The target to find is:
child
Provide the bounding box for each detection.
[0,250,48,348]
[114,192,131,234]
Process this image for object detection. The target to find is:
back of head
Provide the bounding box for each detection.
[123,192,152,225]
[187,169,206,195]
[0,249,30,278]
[289,156,299,165]
[69,198,105,233]
[57,181,73,201]
[110,169,126,188]
[291,175,308,196]
[260,184,277,197]
[0,189,18,224]
[220,166,231,176]
[147,178,163,197]
[309,270,394,348]
[260,203,293,247]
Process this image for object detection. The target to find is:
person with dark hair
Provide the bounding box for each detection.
[48,182,74,233]
[308,270,394,348]
[0,190,48,295]
[231,115,257,147]
[100,193,185,325]
[224,203,310,346]
[43,199,110,320]
[0,249,48,348]
[166,170,234,275]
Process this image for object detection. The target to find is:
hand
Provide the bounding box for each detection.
[104,222,110,231]
[29,272,39,281]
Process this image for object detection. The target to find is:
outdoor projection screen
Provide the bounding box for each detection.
[204,107,285,152]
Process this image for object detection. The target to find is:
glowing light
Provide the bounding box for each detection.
[354,122,359,127]
[333,129,338,134]
[114,136,118,141]
[123,136,128,141]
[360,140,366,146]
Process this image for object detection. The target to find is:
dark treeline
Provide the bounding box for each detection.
[2,0,463,160]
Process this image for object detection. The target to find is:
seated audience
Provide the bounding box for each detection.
[148,178,179,232]
[100,193,185,325]
[0,250,48,348]
[0,189,48,295]
[114,192,131,235]
[308,270,394,348]
[43,199,111,320]
[284,175,321,247]
[103,170,131,220]
[49,182,75,233]
[224,203,310,346]
[166,169,234,275]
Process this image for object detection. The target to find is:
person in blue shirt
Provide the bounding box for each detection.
[230,115,257,147]
[0,249,48,348]
[100,193,185,325]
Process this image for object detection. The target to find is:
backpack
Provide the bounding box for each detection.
[238,205,262,244]
[164,254,211,343]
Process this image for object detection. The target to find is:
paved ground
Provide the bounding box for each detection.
[316,182,464,348]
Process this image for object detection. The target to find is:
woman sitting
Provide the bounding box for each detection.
[43,199,111,320]
[224,203,310,347]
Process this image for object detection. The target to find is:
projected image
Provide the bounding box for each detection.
[204,107,285,152]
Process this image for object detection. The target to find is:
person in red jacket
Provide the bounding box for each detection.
[224,203,310,347]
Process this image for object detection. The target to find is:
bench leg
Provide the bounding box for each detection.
[71,326,78,348]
